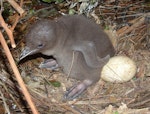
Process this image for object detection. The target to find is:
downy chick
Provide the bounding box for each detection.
[20,15,115,100]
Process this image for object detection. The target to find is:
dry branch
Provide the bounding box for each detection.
[117,13,150,37]
[6,0,25,15]
[0,14,16,48]
[0,89,10,113]
[0,0,25,47]
[0,31,39,114]
[10,0,25,31]
[117,17,145,37]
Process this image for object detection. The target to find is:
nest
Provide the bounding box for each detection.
[0,0,150,114]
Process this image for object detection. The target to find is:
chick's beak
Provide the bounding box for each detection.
[19,46,38,61]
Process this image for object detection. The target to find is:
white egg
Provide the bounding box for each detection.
[101,56,137,83]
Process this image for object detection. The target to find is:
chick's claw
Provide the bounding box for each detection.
[39,59,59,70]
[64,80,92,100]
[64,83,87,100]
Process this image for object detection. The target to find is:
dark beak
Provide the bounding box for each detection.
[19,47,38,61]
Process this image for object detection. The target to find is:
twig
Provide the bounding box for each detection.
[0,0,3,13]
[117,17,145,37]
[0,89,10,114]
[0,0,25,47]
[129,98,150,108]
[67,99,114,105]
[20,0,24,6]
[6,0,25,15]
[116,13,145,19]
[11,0,25,31]
[21,6,53,22]
[0,14,16,48]
[0,31,39,114]
[117,13,150,37]
[0,81,24,112]
[60,105,82,114]
[0,72,18,90]
[67,51,75,79]
[10,14,21,31]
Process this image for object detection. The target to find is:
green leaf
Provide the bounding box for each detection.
[42,0,64,3]
[29,9,35,15]
[105,25,109,30]
[69,9,76,15]
[55,0,64,3]
[42,0,53,3]
[114,111,119,114]
[50,80,61,87]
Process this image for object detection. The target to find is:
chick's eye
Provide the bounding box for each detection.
[38,43,44,48]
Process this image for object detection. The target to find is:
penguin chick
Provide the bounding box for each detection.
[20,15,115,100]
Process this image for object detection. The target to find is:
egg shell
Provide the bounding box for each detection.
[101,56,137,83]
